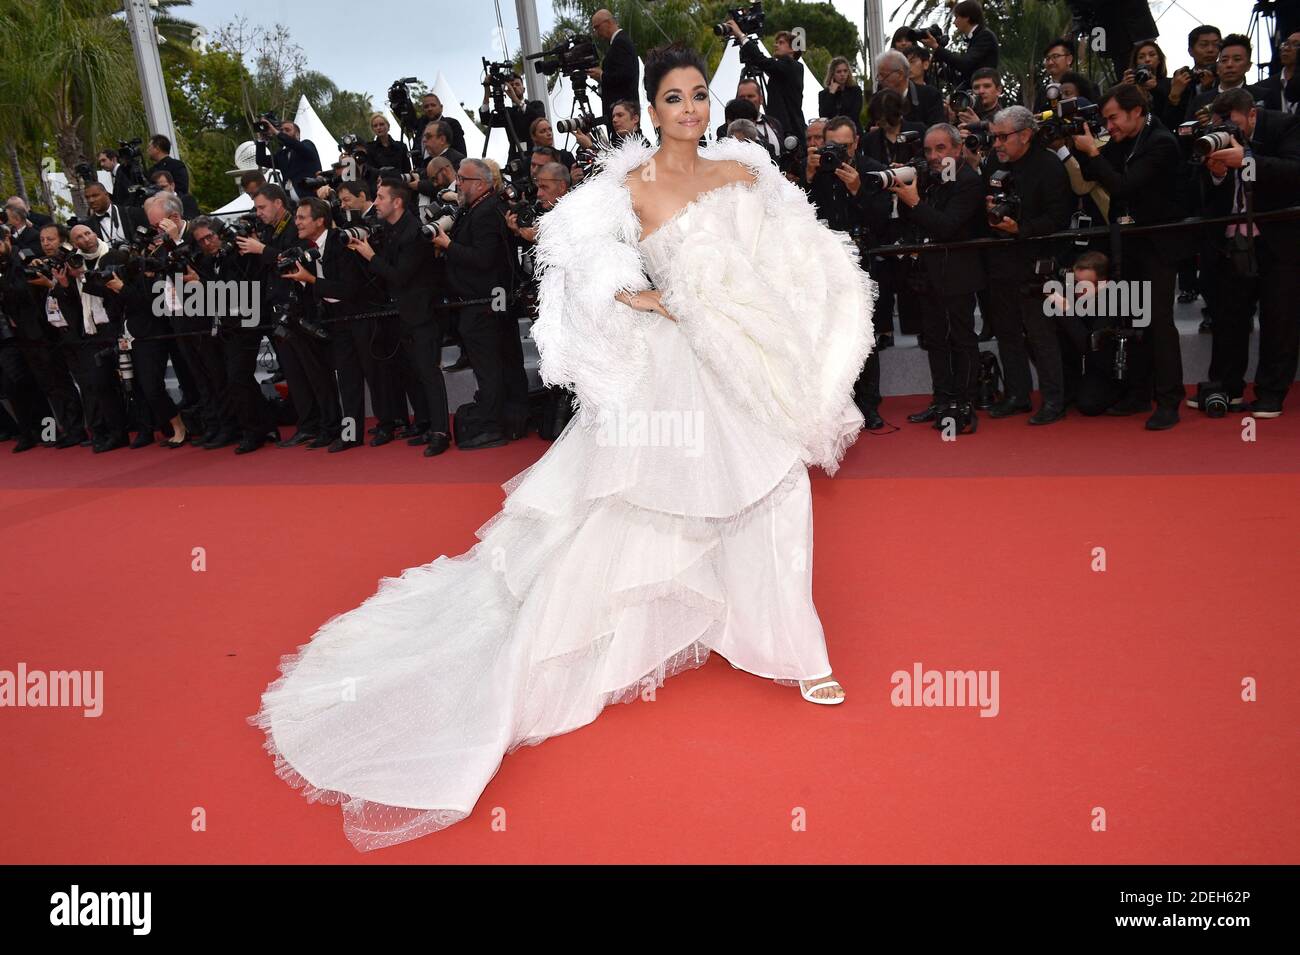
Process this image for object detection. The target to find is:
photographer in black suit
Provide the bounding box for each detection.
[283,196,403,451]
[805,116,890,430]
[235,184,330,447]
[729,22,806,153]
[892,124,986,433]
[348,178,451,456]
[589,10,640,131]
[97,148,138,208]
[921,0,999,90]
[254,118,323,202]
[188,217,278,454]
[1192,89,1300,418]
[982,105,1072,424]
[428,158,525,449]
[875,49,944,128]
[1070,83,1192,430]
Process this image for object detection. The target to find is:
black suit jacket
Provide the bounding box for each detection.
[897,163,985,293]
[935,25,999,89]
[310,229,386,318]
[982,144,1072,276]
[860,123,927,165]
[1197,107,1300,255]
[819,86,864,127]
[902,81,945,128]
[109,164,135,207]
[1076,116,1195,265]
[1254,72,1300,113]
[740,40,806,145]
[441,192,512,300]
[365,211,437,327]
[256,134,323,198]
[147,156,190,194]
[89,203,148,244]
[414,116,468,159]
[600,30,640,120]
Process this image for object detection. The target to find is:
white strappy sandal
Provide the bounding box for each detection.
[799,679,846,705]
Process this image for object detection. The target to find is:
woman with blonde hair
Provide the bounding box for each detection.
[819,56,863,125]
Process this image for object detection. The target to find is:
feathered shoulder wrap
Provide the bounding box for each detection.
[531,135,877,476]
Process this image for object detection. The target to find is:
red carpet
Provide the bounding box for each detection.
[1,395,1296,864]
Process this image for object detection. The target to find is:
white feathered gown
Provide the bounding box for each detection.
[249,136,876,850]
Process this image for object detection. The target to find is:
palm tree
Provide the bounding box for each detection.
[0,0,142,218]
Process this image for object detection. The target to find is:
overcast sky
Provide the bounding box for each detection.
[181,0,1267,110]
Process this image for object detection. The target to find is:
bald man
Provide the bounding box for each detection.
[587,9,639,130]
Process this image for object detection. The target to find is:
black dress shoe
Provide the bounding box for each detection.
[54,432,84,449]
[234,435,265,455]
[79,437,94,448]
[369,428,395,447]
[406,431,430,446]
[328,437,363,452]
[442,355,472,372]
[988,397,1032,418]
[907,401,941,424]
[1145,406,1181,430]
[276,431,317,448]
[423,432,451,457]
[862,409,885,430]
[12,435,37,453]
[306,433,334,449]
[1028,404,1066,425]
[93,433,129,453]
[202,429,238,449]
[876,332,894,349]
[457,430,507,451]
[130,432,155,449]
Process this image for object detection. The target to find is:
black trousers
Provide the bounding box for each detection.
[923,291,980,404]
[400,318,449,435]
[20,335,83,437]
[987,274,1064,407]
[871,256,924,336]
[219,329,275,439]
[129,338,179,431]
[172,320,231,434]
[456,304,528,434]
[1201,245,1300,404]
[273,330,339,436]
[0,342,48,438]
[330,313,404,438]
[63,336,128,439]
[1123,255,1183,409]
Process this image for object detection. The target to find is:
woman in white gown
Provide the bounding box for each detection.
[249,42,876,851]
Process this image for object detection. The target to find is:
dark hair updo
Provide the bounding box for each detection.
[643,41,709,106]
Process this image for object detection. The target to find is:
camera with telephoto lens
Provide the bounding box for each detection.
[531,36,599,77]
[905,23,948,47]
[555,113,598,135]
[864,159,927,190]
[713,3,765,38]
[987,169,1020,224]
[418,198,462,238]
[1178,118,1244,162]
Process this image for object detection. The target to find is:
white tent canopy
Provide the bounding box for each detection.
[293,94,339,166]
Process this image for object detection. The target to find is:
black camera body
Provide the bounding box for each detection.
[531,37,599,77]
[906,23,947,47]
[987,169,1020,224]
[388,77,421,133]
[713,2,765,39]
[815,141,851,174]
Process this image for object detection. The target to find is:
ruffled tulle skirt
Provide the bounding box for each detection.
[249,315,840,850]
